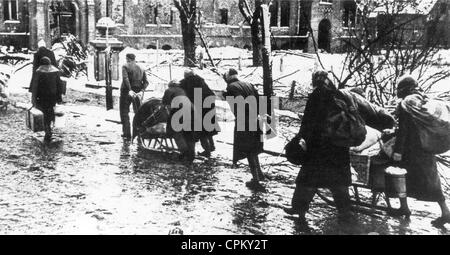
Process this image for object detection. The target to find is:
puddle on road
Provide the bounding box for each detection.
[1,104,449,234]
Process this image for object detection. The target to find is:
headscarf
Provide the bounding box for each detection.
[312,70,335,90]
[396,75,419,98]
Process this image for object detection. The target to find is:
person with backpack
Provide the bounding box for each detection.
[284,70,360,228]
[30,57,63,143]
[392,75,450,227]
[120,53,148,140]
[29,39,58,93]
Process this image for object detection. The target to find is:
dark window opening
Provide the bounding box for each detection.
[162,45,172,50]
[153,7,159,24]
[280,0,290,27]
[219,8,228,24]
[4,0,18,20]
[299,1,312,35]
[342,1,356,27]
[270,0,278,27]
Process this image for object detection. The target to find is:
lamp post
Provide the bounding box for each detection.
[89,17,123,111]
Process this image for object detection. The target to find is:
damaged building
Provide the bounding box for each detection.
[0,0,449,52]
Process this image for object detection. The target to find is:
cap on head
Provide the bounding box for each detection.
[40,56,51,66]
[224,68,238,83]
[126,53,136,61]
[38,39,46,48]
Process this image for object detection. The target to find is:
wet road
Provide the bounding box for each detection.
[0,92,449,235]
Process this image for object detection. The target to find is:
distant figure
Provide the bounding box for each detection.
[223,68,265,191]
[180,69,218,157]
[29,39,58,92]
[162,80,196,163]
[31,57,63,143]
[392,75,450,226]
[120,53,148,140]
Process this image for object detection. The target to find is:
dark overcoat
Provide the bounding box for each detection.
[179,75,218,137]
[224,78,263,162]
[31,64,63,122]
[29,47,58,92]
[162,86,197,136]
[296,85,351,188]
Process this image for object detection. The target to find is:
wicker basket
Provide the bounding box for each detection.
[350,153,371,185]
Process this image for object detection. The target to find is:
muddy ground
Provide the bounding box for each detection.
[0,89,449,235]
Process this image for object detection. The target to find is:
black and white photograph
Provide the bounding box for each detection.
[0,0,450,237]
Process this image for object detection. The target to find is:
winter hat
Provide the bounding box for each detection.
[224,68,238,83]
[397,75,418,98]
[126,53,136,61]
[312,70,330,88]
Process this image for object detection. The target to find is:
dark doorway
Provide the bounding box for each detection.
[49,1,77,41]
[219,8,228,25]
[318,19,331,52]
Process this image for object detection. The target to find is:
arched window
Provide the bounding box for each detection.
[3,0,19,21]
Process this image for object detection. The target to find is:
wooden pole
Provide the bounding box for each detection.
[105,26,113,110]
[261,4,273,107]
[260,3,274,136]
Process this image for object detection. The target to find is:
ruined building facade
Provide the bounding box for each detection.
[1,0,449,52]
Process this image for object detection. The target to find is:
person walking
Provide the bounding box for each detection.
[162,80,196,163]
[223,68,265,191]
[31,57,63,143]
[120,53,148,140]
[29,39,58,93]
[179,69,218,157]
[283,70,353,227]
[392,75,450,226]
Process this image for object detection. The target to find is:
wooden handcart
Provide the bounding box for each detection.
[316,152,394,216]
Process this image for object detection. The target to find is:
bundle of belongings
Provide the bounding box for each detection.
[132,98,170,141]
[400,94,450,154]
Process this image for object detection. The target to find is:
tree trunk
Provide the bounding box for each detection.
[238,0,262,66]
[260,4,273,99]
[251,19,263,66]
[181,22,197,67]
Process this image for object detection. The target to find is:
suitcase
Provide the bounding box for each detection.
[26,107,45,132]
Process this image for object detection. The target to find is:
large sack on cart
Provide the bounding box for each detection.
[401,94,450,154]
[132,98,169,142]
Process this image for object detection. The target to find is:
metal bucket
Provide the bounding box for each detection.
[384,167,407,198]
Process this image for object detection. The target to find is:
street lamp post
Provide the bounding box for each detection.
[89,17,123,111]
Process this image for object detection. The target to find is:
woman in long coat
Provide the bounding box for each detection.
[223,68,265,191]
[393,75,450,226]
[284,71,352,225]
[31,57,63,142]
